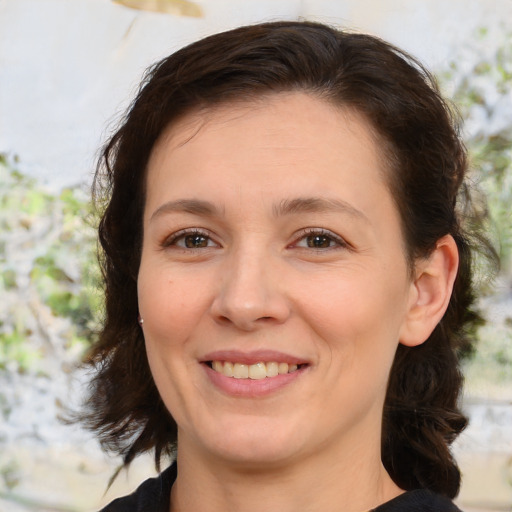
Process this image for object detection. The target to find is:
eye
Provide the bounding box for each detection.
[303,234,335,249]
[164,229,218,249]
[293,229,348,250]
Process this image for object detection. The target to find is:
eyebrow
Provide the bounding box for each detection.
[273,197,370,223]
[150,199,221,222]
[150,196,369,224]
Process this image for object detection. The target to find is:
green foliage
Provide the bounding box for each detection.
[440,26,512,390]
[440,26,512,276]
[0,155,100,374]
[463,308,512,393]
[0,460,20,491]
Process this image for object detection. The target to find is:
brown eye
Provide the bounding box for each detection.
[306,234,334,248]
[165,229,218,249]
[183,234,209,248]
[293,229,348,251]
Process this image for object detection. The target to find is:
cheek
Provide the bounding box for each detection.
[297,274,408,412]
[137,266,212,347]
[295,269,408,355]
[137,269,211,417]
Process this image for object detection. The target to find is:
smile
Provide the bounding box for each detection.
[209,361,303,379]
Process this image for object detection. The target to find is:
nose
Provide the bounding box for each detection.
[210,247,291,331]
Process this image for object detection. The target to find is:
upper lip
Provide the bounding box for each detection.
[201,349,309,366]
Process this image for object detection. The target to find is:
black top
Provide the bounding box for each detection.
[100,464,463,512]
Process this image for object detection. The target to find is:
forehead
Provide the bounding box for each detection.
[145,92,395,217]
[149,92,390,178]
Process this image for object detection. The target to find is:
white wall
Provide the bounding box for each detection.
[0,0,510,188]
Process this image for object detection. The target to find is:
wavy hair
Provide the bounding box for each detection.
[80,21,496,498]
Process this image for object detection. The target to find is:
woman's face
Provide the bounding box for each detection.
[138,92,417,467]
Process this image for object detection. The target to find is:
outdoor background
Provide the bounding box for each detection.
[1,1,511,511]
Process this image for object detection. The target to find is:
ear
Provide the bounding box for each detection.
[399,235,459,347]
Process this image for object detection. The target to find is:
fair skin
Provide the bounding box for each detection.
[137,92,458,512]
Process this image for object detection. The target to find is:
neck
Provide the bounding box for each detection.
[170,429,402,512]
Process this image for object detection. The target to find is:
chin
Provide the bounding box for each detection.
[212,442,301,469]
[193,417,308,468]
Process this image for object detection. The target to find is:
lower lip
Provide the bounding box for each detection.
[203,364,307,397]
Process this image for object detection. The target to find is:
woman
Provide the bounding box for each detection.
[82,21,491,511]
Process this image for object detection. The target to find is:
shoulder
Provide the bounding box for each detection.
[98,464,177,512]
[374,489,464,512]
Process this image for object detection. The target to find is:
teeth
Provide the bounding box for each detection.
[248,362,266,380]
[233,363,248,379]
[266,361,279,377]
[223,361,234,377]
[211,361,302,379]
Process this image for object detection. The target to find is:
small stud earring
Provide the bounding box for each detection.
[138,315,144,326]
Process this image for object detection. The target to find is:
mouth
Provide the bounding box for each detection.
[206,360,307,380]
[201,350,310,396]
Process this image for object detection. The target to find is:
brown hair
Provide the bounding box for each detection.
[82,21,495,497]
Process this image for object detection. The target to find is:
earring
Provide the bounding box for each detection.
[138,315,144,326]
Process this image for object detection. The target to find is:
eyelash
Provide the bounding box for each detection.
[161,227,349,252]
[162,228,218,250]
[292,228,349,251]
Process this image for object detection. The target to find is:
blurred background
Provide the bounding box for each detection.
[0,1,511,510]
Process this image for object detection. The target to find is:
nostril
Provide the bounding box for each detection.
[217,315,233,325]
